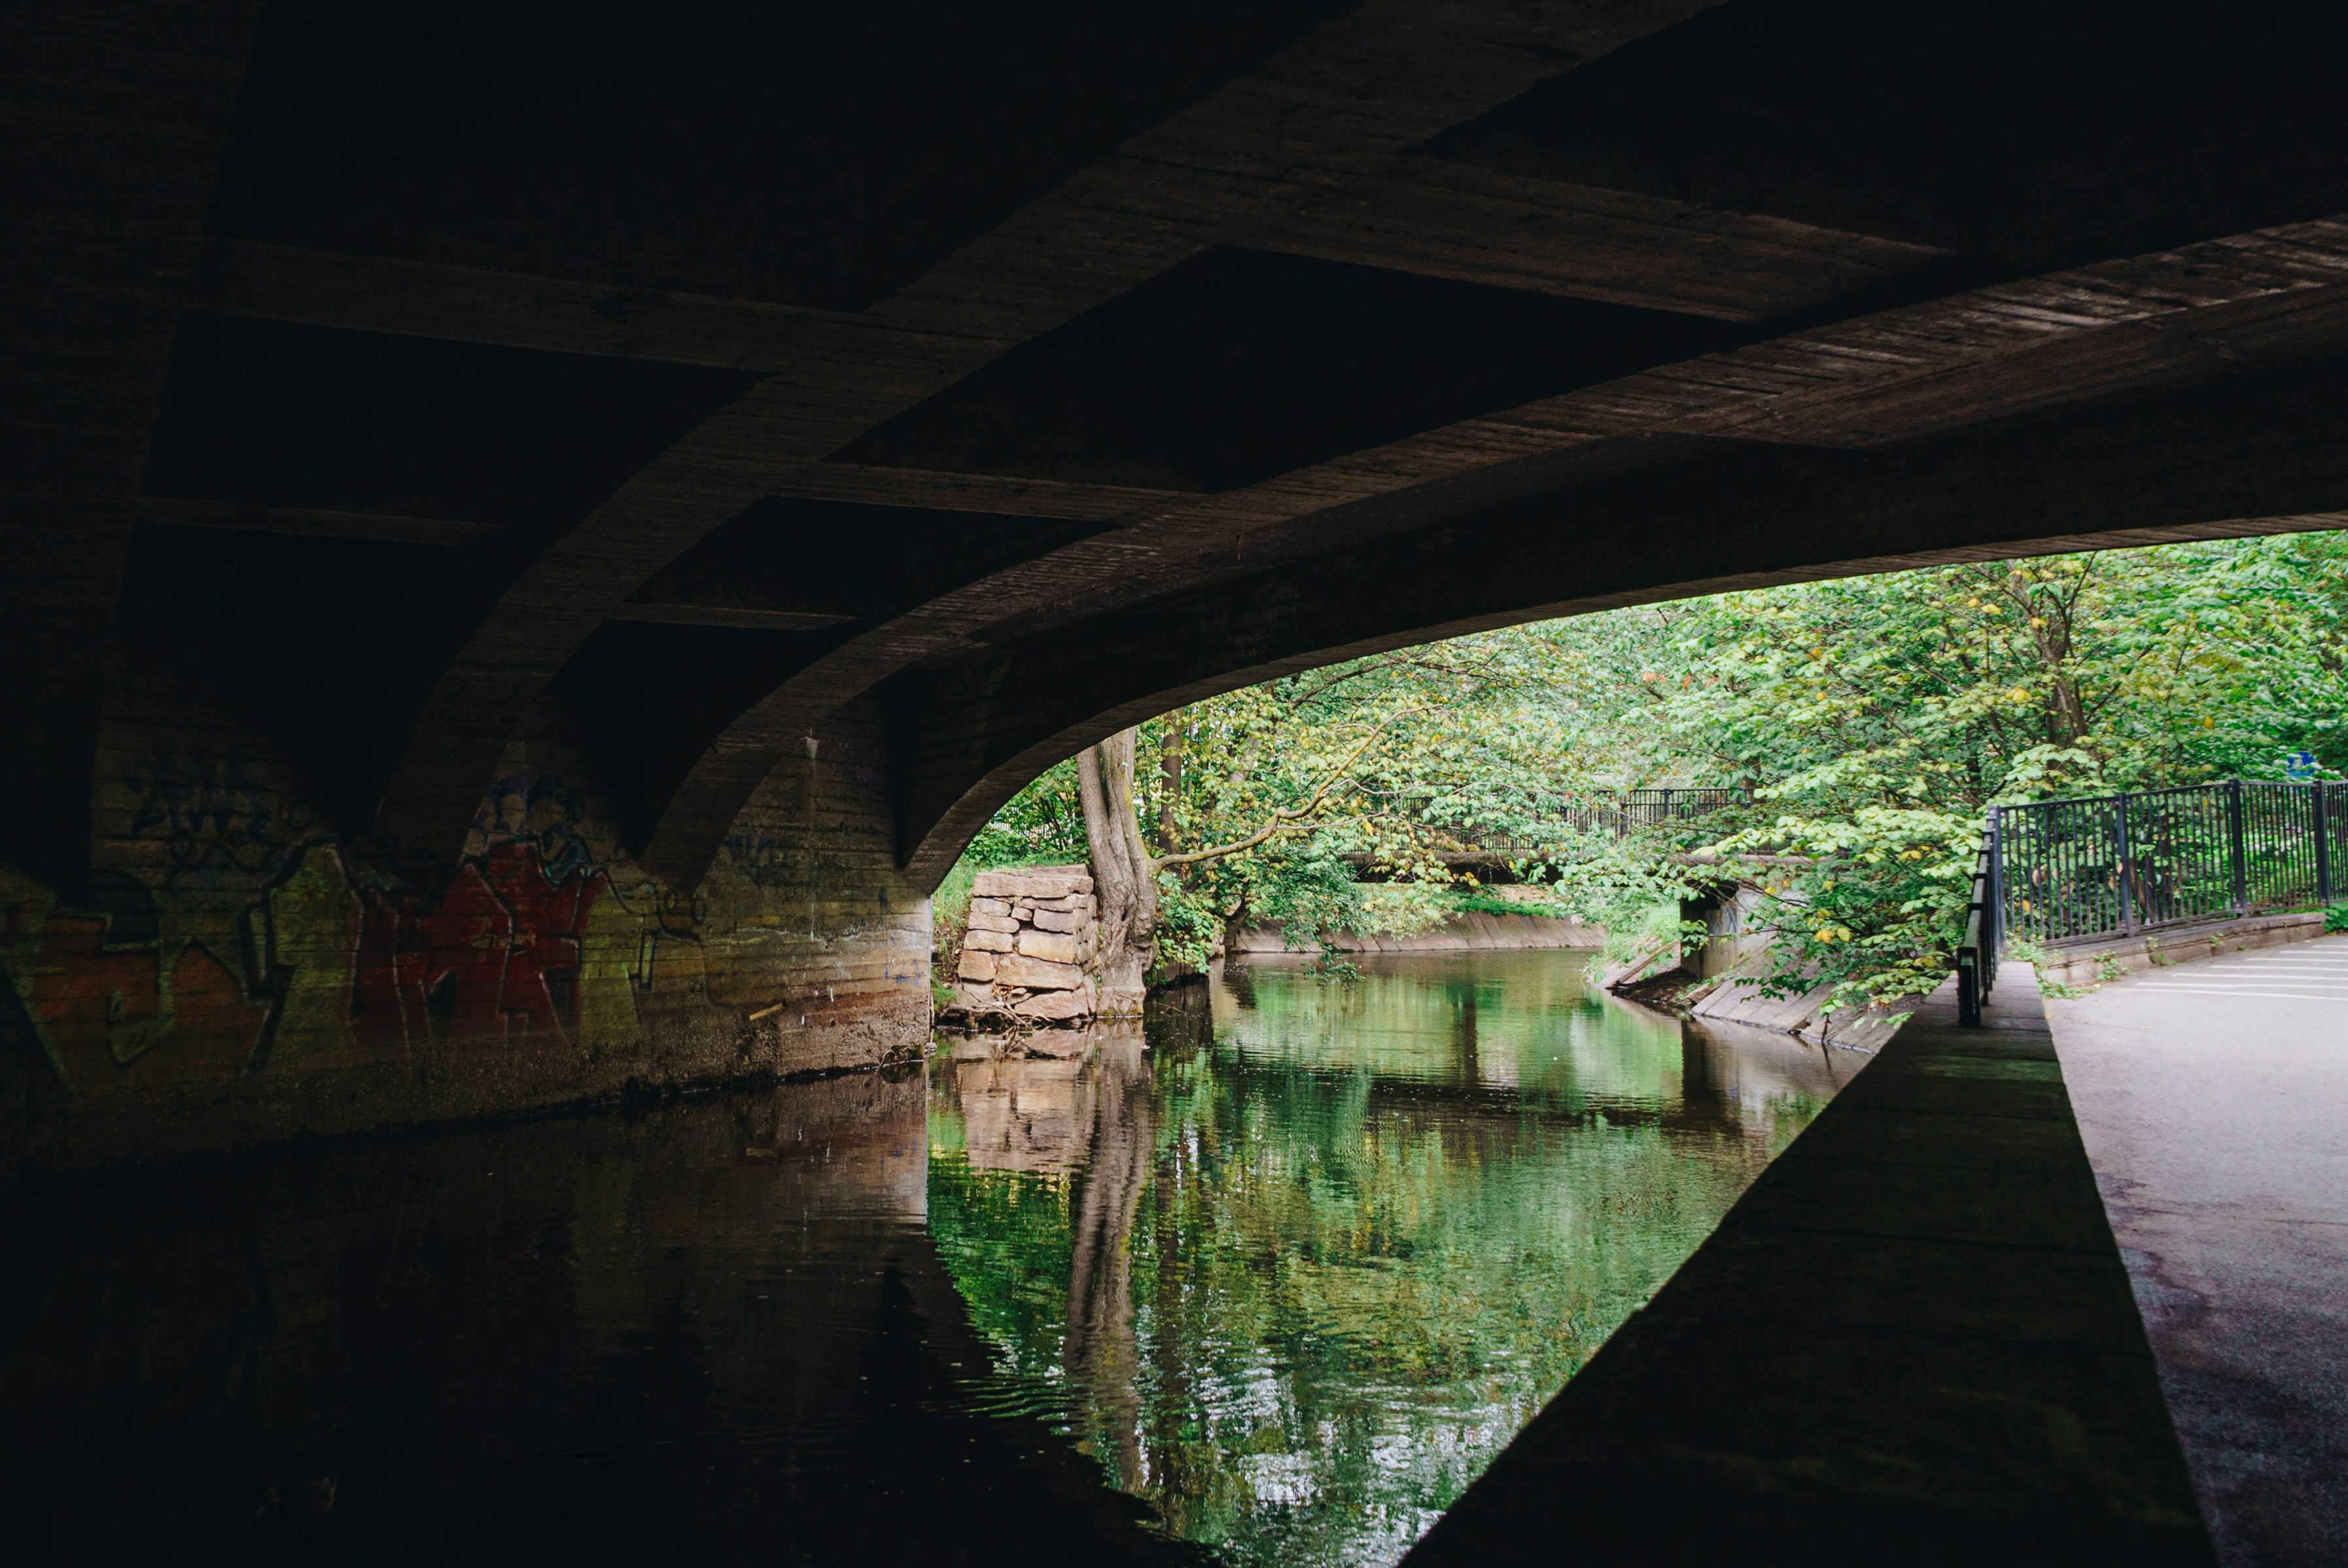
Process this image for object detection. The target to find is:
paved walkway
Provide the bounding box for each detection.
[2046,934,2348,1567]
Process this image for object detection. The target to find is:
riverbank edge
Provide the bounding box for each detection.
[1229,911,1602,954]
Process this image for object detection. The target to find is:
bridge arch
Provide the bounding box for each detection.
[12,0,2348,1159]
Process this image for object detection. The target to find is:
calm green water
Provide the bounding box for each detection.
[926,950,1853,1567]
[2,950,1845,1565]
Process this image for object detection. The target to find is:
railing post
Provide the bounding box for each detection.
[2317,782,2334,906]
[1988,806,2004,958]
[2228,779,2248,916]
[2114,793,2135,933]
[1957,820,1995,1028]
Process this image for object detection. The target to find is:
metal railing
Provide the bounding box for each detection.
[1558,787,1752,839]
[1998,779,2345,950]
[1389,786,1753,856]
[1955,825,2000,1026]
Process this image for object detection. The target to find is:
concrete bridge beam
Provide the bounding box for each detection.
[887,357,2348,885]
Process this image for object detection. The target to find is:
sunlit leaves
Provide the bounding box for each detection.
[955,530,2348,1007]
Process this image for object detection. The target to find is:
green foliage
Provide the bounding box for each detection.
[962,757,1091,870]
[1713,809,1980,1017]
[1439,885,1572,919]
[943,530,2348,1003]
[924,958,1834,1566]
[1587,534,2348,809]
[1132,636,1600,939]
[1547,532,2348,1005]
[2326,904,2348,933]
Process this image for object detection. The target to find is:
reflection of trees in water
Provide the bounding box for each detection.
[1447,979,1479,1083]
[926,958,1842,1568]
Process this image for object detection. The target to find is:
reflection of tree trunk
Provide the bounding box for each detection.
[1079,731,1157,1015]
[1063,1026,1153,1486]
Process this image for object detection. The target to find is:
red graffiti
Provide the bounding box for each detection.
[354,843,605,1057]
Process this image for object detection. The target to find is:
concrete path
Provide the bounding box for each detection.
[2045,934,2348,1567]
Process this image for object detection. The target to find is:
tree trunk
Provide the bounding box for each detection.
[1078,728,1156,1015]
[1156,718,1184,852]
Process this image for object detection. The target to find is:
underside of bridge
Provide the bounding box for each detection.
[9,0,2348,1161]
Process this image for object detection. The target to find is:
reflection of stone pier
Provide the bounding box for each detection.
[934,1023,1156,1486]
[943,1022,1148,1178]
[953,1052,1095,1176]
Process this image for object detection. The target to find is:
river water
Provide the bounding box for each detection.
[2,950,1851,1566]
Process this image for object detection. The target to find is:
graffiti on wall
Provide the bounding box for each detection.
[355,843,651,1058]
[123,754,321,905]
[0,865,264,1087]
[1,752,922,1094]
[720,822,798,892]
[3,765,701,1087]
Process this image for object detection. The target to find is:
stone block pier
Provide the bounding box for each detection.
[949,865,1104,1025]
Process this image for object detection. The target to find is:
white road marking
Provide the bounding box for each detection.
[2135,984,2348,992]
[2137,977,2348,985]
[2091,937,2348,1003]
[2131,987,2348,1002]
[2150,967,2348,981]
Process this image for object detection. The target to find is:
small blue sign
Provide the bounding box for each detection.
[2285,749,2319,782]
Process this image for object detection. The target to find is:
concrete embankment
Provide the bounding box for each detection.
[1603,882,1908,1052]
[1229,911,1603,955]
[1679,960,1908,1052]
[1672,907,2330,1053]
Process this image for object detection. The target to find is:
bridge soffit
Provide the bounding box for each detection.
[60,1,2348,897]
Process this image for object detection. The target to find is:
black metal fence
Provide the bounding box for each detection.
[1955,826,2000,1026]
[1400,787,1751,856]
[1560,787,1752,838]
[1998,779,2347,949]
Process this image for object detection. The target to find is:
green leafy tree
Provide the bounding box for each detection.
[945,531,2348,1015]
